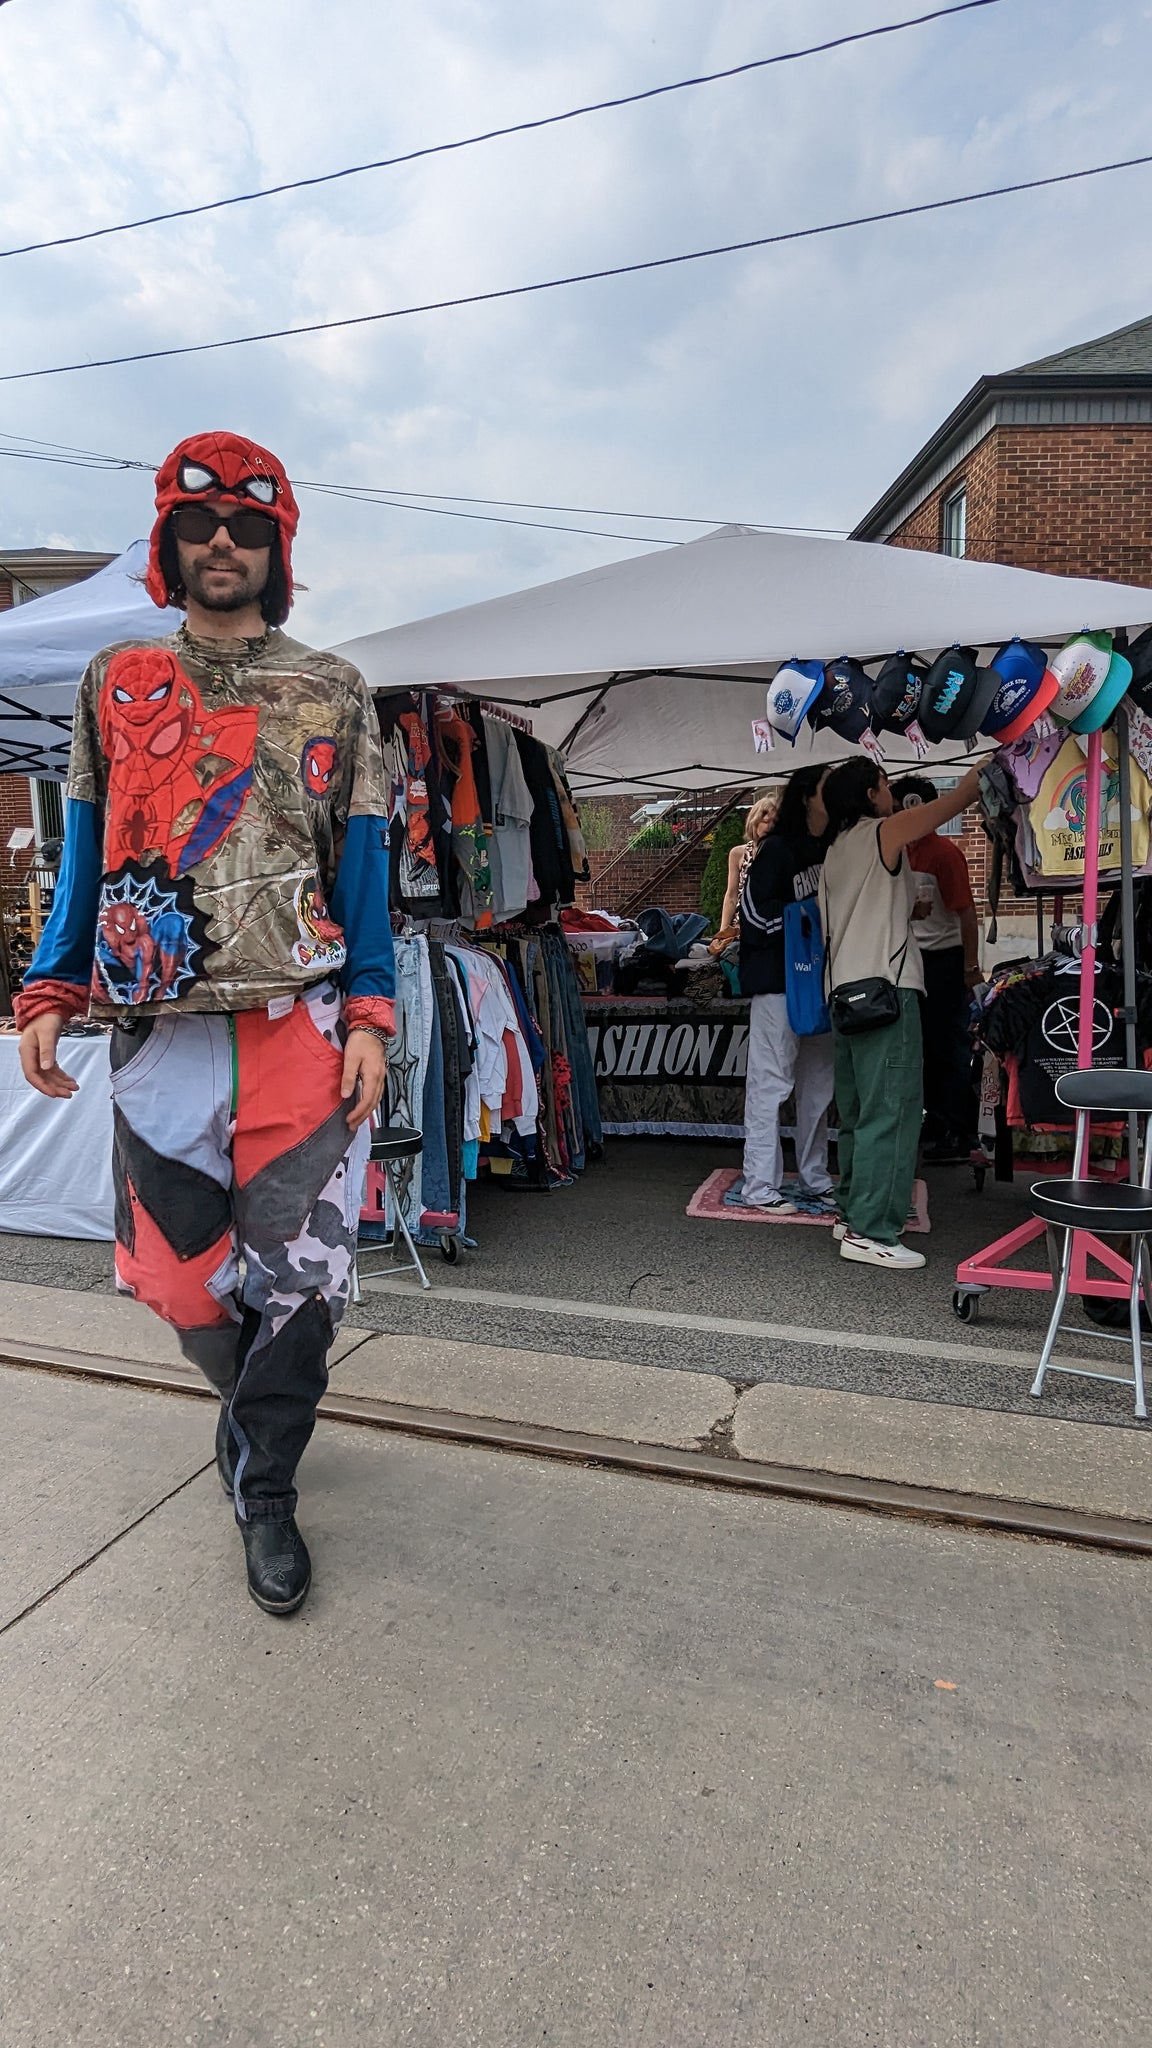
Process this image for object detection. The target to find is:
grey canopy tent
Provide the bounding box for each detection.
[332,525,1152,793]
[0,542,182,778]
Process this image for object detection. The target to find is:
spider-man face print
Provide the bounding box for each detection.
[301,736,338,800]
[98,647,259,875]
[104,648,189,756]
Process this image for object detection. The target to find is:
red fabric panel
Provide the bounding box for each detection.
[232,999,345,1188]
[116,1184,233,1330]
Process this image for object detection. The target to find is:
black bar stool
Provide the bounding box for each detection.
[1030,1069,1152,1419]
[352,1120,431,1299]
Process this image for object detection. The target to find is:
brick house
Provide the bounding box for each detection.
[852,314,1152,937]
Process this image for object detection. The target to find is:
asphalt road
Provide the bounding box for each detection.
[2,1361,1150,2048]
[1,1139,1146,1431]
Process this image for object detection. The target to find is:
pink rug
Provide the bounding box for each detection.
[686,1168,930,1233]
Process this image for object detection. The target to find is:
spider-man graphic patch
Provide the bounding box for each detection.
[99,647,259,878]
[94,861,212,1006]
[301,736,338,800]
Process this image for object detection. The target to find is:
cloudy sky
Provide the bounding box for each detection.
[0,0,1148,647]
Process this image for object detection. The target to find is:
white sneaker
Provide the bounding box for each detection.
[839,1233,926,1270]
[748,1194,798,1215]
[832,1221,847,1241]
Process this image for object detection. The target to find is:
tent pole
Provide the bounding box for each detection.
[1073,726,1104,1177]
[1115,704,1140,1181]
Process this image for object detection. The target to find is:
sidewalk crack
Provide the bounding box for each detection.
[0,1460,215,1642]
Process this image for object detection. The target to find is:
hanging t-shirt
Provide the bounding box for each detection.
[483,715,534,922]
[1029,732,1152,879]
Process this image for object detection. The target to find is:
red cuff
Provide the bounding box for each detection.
[344,996,396,1035]
[12,979,91,1030]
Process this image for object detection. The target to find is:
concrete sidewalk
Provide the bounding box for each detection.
[4,1358,1152,2048]
[3,1277,1152,1534]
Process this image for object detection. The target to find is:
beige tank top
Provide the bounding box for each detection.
[818,819,925,996]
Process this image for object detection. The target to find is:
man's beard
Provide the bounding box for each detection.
[182,553,269,614]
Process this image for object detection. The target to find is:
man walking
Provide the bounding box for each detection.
[16,432,395,1617]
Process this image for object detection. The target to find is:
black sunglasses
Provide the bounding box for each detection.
[171,503,277,549]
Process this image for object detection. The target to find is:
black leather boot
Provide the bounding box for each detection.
[240,1516,312,1615]
[216,1405,236,1497]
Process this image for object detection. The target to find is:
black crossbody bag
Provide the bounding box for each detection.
[829,937,909,1037]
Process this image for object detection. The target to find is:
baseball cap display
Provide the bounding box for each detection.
[1070,648,1133,734]
[765,659,826,743]
[952,660,1005,741]
[1047,631,1114,726]
[869,653,926,736]
[983,639,1055,742]
[811,658,874,744]
[917,646,980,743]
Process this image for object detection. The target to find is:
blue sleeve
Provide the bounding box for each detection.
[26,797,101,987]
[330,813,396,1002]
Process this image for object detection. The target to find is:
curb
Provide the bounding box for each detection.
[5,1336,1152,1558]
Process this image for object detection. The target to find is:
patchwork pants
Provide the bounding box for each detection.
[110,982,370,1521]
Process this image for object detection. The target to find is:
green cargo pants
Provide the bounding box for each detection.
[832,989,923,1245]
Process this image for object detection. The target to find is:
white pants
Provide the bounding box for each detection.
[742,992,835,1203]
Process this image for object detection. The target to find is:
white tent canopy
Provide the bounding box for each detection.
[0,541,182,778]
[333,526,1152,793]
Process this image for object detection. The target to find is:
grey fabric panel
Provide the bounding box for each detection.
[110,1011,234,1190]
[234,1103,357,1249]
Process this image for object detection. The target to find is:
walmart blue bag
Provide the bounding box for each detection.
[784,897,830,1036]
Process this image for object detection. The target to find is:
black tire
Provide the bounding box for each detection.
[439,1235,459,1264]
[952,1290,978,1323]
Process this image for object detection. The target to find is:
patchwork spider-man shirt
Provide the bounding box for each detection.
[16,627,395,1031]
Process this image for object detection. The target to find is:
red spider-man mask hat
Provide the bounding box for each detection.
[146,430,300,626]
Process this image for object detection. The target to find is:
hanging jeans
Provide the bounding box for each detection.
[110,981,370,1522]
[832,991,923,1244]
[742,992,835,1204]
[376,935,433,1235]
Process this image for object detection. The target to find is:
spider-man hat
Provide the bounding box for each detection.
[145,430,300,625]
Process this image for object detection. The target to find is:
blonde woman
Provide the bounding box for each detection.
[719,794,778,933]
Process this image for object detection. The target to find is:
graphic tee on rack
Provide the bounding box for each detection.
[26,627,394,1021]
[1028,732,1152,879]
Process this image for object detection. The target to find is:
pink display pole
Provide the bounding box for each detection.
[954,723,1133,1306]
[1073,727,1103,1172]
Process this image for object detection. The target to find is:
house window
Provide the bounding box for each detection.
[941,486,967,559]
[30,778,64,844]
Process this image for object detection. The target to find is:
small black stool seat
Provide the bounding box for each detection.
[1030,1178,1152,1234]
[370,1125,422,1164]
[1028,1069,1152,1420]
[353,1117,431,1299]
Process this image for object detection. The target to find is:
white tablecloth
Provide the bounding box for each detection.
[0,1034,114,1238]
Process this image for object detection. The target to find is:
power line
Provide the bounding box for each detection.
[0,2,1002,263]
[0,430,850,535]
[3,150,1146,387]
